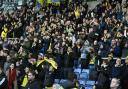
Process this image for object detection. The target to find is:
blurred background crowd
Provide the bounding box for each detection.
[0,0,128,89]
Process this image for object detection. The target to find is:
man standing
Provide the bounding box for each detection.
[0,65,8,89]
[24,71,42,89]
[122,56,128,89]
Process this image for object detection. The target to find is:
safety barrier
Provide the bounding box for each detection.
[102,57,126,60]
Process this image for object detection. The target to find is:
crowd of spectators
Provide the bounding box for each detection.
[0,0,128,89]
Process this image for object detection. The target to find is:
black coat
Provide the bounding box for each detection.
[97,65,110,89]
[122,64,128,89]
[64,52,74,68]
[43,72,54,87]
[61,80,75,89]
[108,60,115,77]
[122,64,128,80]
[24,80,42,89]
[111,65,123,79]
[0,72,8,89]
[34,61,49,82]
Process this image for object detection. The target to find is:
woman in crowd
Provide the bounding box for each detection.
[6,62,18,89]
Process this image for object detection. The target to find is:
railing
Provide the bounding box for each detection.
[7,38,19,40]
[102,57,126,60]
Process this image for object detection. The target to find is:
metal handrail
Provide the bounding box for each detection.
[102,57,126,60]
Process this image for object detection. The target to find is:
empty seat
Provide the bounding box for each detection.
[54,79,60,83]
[84,86,93,89]
[78,64,81,68]
[82,69,89,74]
[86,80,95,86]
[89,64,95,69]
[78,79,86,86]
[79,73,88,80]
[74,68,81,74]
[59,79,67,84]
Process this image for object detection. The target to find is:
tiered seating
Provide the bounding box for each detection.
[74,65,96,88]
[54,64,96,88]
[78,79,86,87]
[86,80,95,86]
[82,69,89,74]
[74,68,82,74]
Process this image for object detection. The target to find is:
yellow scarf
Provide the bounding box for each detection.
[44,57,58,69]
[21,75,28,87]
[36,57,58,69]
[36,59,45,67]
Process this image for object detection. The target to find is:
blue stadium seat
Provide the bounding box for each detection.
[54,79,60,83]
[74,68,81,74]
[59,79,67,84]
[79,73,88,80]
[89,64,95,69]
[84,86,93,89]
[78,79,86,86]
[86,80,95,86]
[82,69,90,74]
[78,64,81,68]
